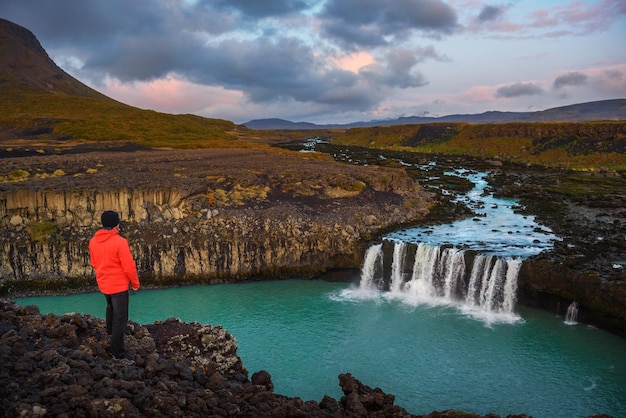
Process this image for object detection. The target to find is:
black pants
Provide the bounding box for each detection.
[104,290,129,358]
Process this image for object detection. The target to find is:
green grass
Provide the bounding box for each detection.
[0,83,258,149]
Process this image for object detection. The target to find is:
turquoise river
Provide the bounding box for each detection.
[15,279,626,418]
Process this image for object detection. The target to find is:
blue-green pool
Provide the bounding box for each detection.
[15,279,626,418]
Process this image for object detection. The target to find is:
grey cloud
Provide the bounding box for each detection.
[209,0,313,19]
[0,0,167,49]
[321,20,389,49]
[360,63,428,89]
[496,82,543,98]
[85,35,199,82]
[603,69,624,82]
[319,0,457,48]
[0,0,434,114]
[360,48,430,89]
[413,45,451,63]
[553,72,588,89]
[183,37,382,110]
[0,0,245,51]
[590,69,626,96]
[477,5,506,23]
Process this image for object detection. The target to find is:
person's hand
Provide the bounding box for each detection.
[132,286,139,291]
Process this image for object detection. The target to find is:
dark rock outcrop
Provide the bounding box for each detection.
[488,168,626,338]
[1,298,536,417]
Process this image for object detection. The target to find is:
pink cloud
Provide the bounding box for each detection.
[529,0,626,34]
[101,76,244,116]
[331,51,377,73]
[580,63,626,95]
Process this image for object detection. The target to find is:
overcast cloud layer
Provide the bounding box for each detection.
[1,0,625,124]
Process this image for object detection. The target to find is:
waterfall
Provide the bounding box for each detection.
[359,240,522,315]
[565,301,579,325]
[360,243,383,290]
[390,241,407,293]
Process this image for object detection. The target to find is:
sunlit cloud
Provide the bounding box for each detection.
[102,76,244,116]
[331,51,376,73]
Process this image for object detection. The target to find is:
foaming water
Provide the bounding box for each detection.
[336,286,522,326]
[357,241,524,325]
[15,280,626,418]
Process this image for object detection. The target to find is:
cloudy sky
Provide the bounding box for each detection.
[2,0,625,124]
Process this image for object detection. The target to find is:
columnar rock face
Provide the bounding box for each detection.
[0,148,434,293]
[0,190,365,282]
[518,260,626,338]
[2,187,183,226]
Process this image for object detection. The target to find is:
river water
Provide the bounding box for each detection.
[15,280,626,418]
[13,147,626,417]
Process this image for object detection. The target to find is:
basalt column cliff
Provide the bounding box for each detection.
[0,148,434,294]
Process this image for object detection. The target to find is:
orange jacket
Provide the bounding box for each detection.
[89,228,140,295]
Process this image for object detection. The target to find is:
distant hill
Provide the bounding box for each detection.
[242,118,321,130]
[243,99,626,130]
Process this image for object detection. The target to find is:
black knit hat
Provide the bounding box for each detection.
[101,210,120,228]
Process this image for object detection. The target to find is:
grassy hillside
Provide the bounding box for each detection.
[0,82,258,149]
[333,122,626,171]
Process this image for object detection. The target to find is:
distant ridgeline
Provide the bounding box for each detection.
[335,121,626,170]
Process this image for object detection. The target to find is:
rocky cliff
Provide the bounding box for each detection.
[0,147,434,294]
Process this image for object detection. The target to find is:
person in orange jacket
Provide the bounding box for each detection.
[89,210,140,365]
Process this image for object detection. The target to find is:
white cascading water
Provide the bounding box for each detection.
[359,240,522,317]
[565,301,579,325]
[359,243,383,290]
[389,241,407,293]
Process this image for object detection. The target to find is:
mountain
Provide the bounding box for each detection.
[243,99,626,130]
[0,18,243,149]
[0,18,113,101]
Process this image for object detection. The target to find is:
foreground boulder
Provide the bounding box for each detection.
[0,299,540,417]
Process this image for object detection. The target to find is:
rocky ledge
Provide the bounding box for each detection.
[0,299,544,418]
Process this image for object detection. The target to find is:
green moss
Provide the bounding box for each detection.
[27,221,58,243]
[8,169,29,180]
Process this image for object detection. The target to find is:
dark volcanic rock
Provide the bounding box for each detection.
[1,298,537,418]
[488,168,626,337]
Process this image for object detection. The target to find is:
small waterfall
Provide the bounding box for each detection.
[359,240,522,315]
[360,243,383,290]
[390,241,407,293]
[565,301,579,325]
